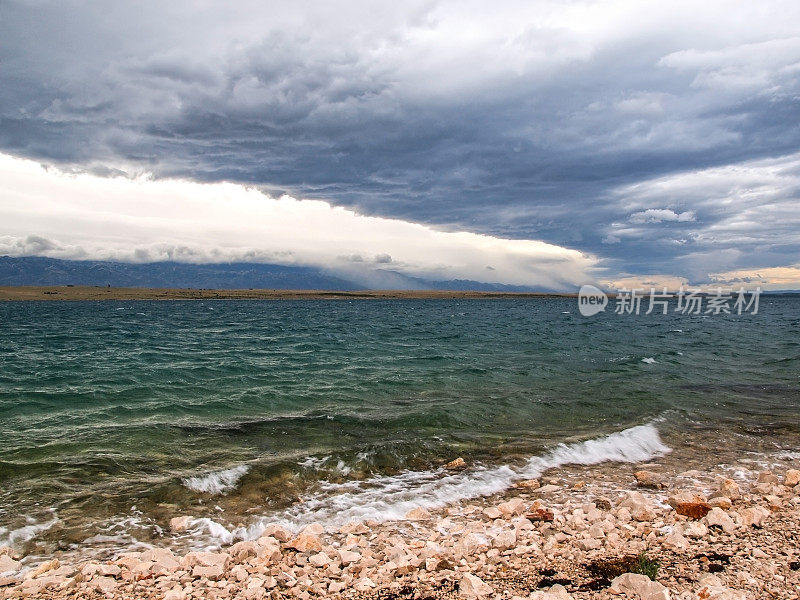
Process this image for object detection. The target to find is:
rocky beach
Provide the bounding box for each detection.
[2,459,798,600]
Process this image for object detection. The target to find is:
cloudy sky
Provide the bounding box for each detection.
[1,0,799,290]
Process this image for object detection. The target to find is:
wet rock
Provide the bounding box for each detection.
[301,522,324,536]
[668,492,712,519]
[28,558,59,578]
[516,479,541,490]
[456,532,487,556]
[339,521,369,535]
[714,478,741,500]
[594,497,613,510]
[261,523,291,542]
[445,457,466,470]
[483,506,502,519]
[757,470,779,484]
[405,507,432,521]
[635,470,667,489]
[169,516,193,532]
[459,572,493,598]
[0,555,20,575]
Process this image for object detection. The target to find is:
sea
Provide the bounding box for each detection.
[1,296,799,565]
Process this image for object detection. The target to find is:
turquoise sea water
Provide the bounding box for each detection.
[1,297,799,558]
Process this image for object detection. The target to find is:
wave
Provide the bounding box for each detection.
[0,515,59,548]
[194,423,669,544]
[182,465,249,494]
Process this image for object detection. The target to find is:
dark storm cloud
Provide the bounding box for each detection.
[1,0,800,283]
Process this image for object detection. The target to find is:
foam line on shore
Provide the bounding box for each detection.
[193,423,669,545]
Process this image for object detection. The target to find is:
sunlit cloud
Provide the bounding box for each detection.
[0,153,597,290]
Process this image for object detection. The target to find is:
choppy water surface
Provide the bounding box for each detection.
[0,297,798,561]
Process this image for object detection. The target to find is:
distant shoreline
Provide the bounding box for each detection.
[0,286,578,301]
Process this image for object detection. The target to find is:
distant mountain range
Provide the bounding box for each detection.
[0,256,537,291]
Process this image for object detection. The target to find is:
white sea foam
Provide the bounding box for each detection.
[776,450,800,460]
[182,465,250,494]
[0,515,59,548]
[641,357,656,364]
[200,423,670,544]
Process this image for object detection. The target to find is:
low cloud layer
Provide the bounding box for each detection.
[0,154,596,290]
[1,1,799,288]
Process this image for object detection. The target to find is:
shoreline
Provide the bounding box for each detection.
[2,456,798,599]
[0,286,578,301]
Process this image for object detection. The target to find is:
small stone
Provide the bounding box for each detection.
[445,457,466,470]
[619,491,656,521]
[610,572,670,600]
[353,577,376,591]
[483,506,502,519]
[635,470,666,489]
[338,549,361,565]
[405,507,432,521]
[459,572,493,598]
[0,555,20,575]
[757,470,779,484]
[498,497,526,516]
[192,564,224,579]
[30,558,59,577]
[784,469,800,487]
[261,523,291,542]
[530,583,573,599]
[527,508,555,522]
[492,529,516,549]
[93,576,118,594]
[169,516,193,532]
[301,522,324,536]
[516,479,541,490]
[164,589,187,600]
[706,507,737,534]
[684,521,708,538]
[668,491,712,519]
[740,505,770,528]
[308,552,330,567]
[286,533,322,553]
[714,478,741,500]
[708,496,732,510]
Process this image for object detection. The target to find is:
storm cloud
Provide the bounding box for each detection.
[1,0,799,287]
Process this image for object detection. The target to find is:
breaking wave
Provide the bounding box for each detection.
[195,423,669,544]
[182,465,250,495]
